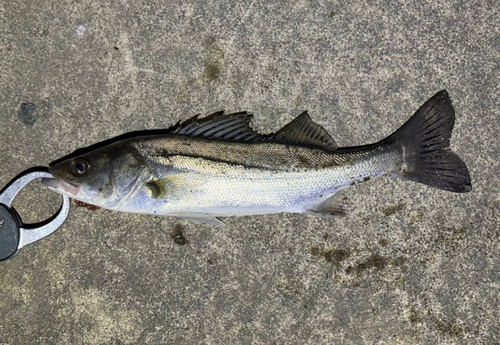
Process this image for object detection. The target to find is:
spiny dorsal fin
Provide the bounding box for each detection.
[270,112,338,150]
[168,111,268,142]
[168,111,338,151]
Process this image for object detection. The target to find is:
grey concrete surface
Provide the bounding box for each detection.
[1,0,499,344]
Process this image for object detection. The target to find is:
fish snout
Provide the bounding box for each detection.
[42,177,81,196]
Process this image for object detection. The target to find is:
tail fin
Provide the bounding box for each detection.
[384,90,472,193]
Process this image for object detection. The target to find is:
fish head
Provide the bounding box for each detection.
[43,143,150,209]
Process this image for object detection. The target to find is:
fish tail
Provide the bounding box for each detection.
[383,90,472,193]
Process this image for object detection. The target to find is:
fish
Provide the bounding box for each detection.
[42,90,471,226]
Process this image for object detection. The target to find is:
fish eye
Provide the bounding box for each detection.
[71,158,90,177]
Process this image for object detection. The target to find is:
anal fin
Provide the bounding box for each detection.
[305,192,350,218]
[176,214,225,226]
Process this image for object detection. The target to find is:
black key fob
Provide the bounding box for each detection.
[0,204,21,261]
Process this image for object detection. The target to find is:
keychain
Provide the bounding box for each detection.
[0,170,70,261]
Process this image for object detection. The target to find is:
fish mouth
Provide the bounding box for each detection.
[42,178,81,196]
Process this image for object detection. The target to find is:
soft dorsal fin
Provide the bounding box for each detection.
[168,111,338,151]
[269,112,338,150]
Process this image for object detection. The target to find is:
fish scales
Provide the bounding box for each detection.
[120,137,403,216]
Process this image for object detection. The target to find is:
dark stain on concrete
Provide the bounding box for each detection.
[391,256,406,268]
[73,200,101,211]
[19,102,37,127]
[410,211,425,224]
[294,95,302,107]
[381,203,405,216]
[435,227,467,244]
[171,223,188,245]
[409,310,423,325]
[204,63,221,80]
[310,247,351,267]
[378,238,389,247]
[438,322,466,337]
[363,254,388,269]
[345,254,389,275]
[204,37,225,81]
[429,312,466,337]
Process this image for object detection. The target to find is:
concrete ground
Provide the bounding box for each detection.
[1,0,499,344]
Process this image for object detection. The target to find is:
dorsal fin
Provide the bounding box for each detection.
[168,111,268,141]
[269,112,338,150]
[168,111,338,151]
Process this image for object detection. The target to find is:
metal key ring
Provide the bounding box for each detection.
[0,169,70,261]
